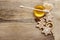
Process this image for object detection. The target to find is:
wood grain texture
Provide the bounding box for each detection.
[0,0,55,40]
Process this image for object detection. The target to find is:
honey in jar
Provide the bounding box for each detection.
[33,5,45,18]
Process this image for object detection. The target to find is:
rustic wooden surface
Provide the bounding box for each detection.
[1,0,60,40]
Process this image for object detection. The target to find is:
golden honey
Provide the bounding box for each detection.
[33,5,45,18]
